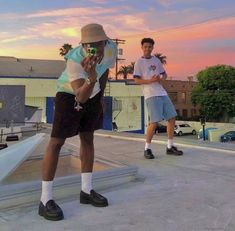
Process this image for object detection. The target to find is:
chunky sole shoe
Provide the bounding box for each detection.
[80,190,108,207]
[144,149,155,159]
[166,146,183,156]
[38,200,64,221]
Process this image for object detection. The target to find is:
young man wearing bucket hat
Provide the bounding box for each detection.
[38,23,117,221]
[133,38,183,159]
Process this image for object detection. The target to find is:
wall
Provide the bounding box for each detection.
[0,78,57,122]
[0,85,25,124]
[108,82,144,132]
[0,78,57,97]
[177,120,235,142]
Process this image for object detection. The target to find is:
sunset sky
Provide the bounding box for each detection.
[0,0,234,79]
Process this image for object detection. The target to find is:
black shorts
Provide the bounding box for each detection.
[51,91,103,138]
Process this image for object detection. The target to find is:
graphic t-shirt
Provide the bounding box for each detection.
[133,56,167,99]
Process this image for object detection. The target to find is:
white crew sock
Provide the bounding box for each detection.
[167,139,173,149]
[145,142,151,150]
[40,181,53,206]
[81,172,92,194]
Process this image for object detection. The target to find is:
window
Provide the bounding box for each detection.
[168,92,177,103]
[181,92,186,103]
[0,101,3,109]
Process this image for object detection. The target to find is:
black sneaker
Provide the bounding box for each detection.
[166,146,183,156]
[80,190,108,207]
[38,200,64,221]
[144,149,155,159]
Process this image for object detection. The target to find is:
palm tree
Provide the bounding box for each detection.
[154,53,167,65]
[127,62,135,74]
[117,65,133,79]
[59,43,73,57]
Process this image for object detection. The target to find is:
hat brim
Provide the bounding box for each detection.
[80,35,110,44]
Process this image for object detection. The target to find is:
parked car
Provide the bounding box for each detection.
[155,122,167,133]
[220,131,235,143]
[198,127,218,140]
[174,124,196,136]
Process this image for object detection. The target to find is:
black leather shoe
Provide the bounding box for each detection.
[144,149,155,159]
[80,190,108,207]
[166,146,183,156]
[38,200,64,221]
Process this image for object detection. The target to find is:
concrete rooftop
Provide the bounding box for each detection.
[1,130,235,231]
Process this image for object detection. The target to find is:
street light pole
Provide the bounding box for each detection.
[200,115,206,141]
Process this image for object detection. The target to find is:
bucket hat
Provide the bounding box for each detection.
[80,23,109,44]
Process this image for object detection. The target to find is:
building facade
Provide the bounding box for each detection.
[0,56,65,122]
[162,80,200,120]
[0,56,200,131]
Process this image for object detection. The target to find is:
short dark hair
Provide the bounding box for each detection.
[141,38,155,46]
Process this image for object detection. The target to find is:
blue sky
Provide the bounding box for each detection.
[0,0,234,79]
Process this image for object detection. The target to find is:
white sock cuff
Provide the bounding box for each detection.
[41,181,53,206]
[167,139,173,149]
[42,180,53,188]
[81,172,93,194]
[145,142,151,150]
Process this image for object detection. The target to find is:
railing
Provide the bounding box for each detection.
[0,121,44,146]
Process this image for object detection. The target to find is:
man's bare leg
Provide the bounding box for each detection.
[146,122,157,144]
[80,132,94,173]
[42,137,65,181]
[167,117,175,141]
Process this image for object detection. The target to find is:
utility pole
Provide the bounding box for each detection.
[112,39,125,80]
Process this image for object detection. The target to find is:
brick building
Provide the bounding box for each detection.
[162,80,200,119]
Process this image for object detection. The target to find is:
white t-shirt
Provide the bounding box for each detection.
[67,60,101,98]
[133,56,167,99]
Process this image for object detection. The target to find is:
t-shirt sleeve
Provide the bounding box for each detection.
[133,60,142,79]
[156,58,166,74]
[67,59,86,82]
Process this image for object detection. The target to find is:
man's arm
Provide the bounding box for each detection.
[133,60,161,85]
[160,71,167,80]
[70,78,96,103]
[134,75,161,85]
[70,56,98,103]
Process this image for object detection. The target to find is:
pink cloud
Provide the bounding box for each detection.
[122,16,235,79]
[26,7,120,18]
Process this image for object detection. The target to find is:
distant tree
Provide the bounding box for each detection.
[191,65,235,122]
[117,65,133,79]
[154,53,167,65]
[59,43,73,57]
[127,62,135,74]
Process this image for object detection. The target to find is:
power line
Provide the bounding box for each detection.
[118,14,235,39]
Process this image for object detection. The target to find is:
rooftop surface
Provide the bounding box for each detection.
[1,130,235,231]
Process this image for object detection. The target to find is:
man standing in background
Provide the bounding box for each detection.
[133,38,183,159]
